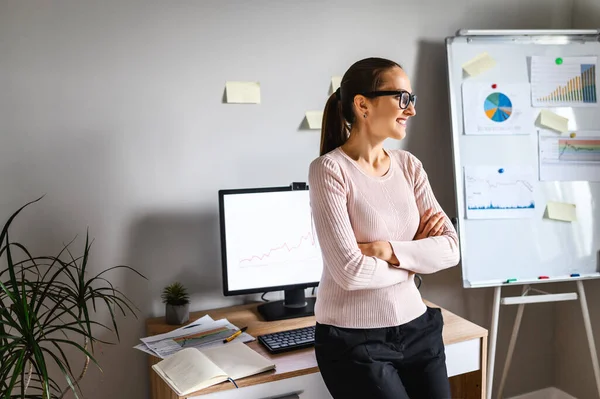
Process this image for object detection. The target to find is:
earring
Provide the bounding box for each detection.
[363,113,367,118]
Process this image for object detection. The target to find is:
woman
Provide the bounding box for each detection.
[308,57,460,399]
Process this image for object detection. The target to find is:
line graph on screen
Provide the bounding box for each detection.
[238,231,320,267]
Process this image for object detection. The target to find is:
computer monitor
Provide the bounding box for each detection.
[218,183,323,321]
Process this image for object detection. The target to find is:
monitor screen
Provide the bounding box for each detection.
[219,186,323,295]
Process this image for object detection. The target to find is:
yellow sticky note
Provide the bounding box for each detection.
[330,76,342,94]
[305,111,323,129]
[462,52,496,77]
[539,109,569,133]
[225,81,261,104]
[546,202,576,222]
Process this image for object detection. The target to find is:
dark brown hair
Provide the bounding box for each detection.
[319,57,402,156]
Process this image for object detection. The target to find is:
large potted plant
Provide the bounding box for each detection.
[0,197,146,398]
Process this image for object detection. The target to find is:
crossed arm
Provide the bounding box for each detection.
[358,208,448,267]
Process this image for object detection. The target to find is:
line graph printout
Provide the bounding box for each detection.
[461,81,532,135]
[464,166,536,219]
[222,190,323,291]
[531,56,598,107]
[538,130,600,181]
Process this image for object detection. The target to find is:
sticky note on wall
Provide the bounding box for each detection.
[330,76,342,94]
[462,52,496,77]
[538,109,569,133]
[305,111,323,129]
[546,202,577,222]
[225,81,261,104]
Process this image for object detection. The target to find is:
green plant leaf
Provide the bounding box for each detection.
[41,347,80,399]
[96,291,138,323]
[101,295,121,342]
[5,349,26,397]
[95,264,147,281]
[43,320,108,338]
[0,242,41,281]
[40,338,101,373]
[0,196,43,256]
[33,255,79,318]
[30,340,51,399]
[12,368,62,397]
[0,348,23,387]
[0,332,21,341]
[0,197,44,300]
[0,240,18,305]
[37,284,80,334]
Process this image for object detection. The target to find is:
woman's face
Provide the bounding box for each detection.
[360,66,417,141]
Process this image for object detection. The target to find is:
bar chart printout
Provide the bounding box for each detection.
[531,56,598,107]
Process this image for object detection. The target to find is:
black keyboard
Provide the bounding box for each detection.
[258,325,315,354]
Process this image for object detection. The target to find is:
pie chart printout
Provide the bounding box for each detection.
[484,92,513,122]
[461,82,530,135]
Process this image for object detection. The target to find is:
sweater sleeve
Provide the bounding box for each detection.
[389,153,460,274]
[308,156,409,291]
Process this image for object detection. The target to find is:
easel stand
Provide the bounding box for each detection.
[486,281,600,399]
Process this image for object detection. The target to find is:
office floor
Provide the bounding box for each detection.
[506,387,577,399]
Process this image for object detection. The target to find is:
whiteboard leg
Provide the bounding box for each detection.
[487,286,501,399]
[497,285,527,399]
[577,280,600,398]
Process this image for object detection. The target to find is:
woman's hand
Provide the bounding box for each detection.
[358,241,399,265]
[414,208,445,240]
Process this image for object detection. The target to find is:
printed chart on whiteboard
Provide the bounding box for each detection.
[531,56,598,107]
[464,165,536,219]
[461,81,532,135]
[538,130,600,181]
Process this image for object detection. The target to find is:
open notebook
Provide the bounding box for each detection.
[152,341,276,396]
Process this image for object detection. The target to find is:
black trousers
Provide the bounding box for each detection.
[315,306,451,399]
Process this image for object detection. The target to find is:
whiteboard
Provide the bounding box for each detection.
[446,30,600,288]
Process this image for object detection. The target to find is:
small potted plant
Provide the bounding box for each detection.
[161,282,190,325]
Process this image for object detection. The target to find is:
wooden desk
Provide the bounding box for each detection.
[146,300,488,399]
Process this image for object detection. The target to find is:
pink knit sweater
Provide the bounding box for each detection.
[308,147,460,328]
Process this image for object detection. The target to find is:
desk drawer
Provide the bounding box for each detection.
[192,373,333,399]
[446,338,481,377]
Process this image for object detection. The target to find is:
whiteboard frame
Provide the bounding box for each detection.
[445,29,600,289]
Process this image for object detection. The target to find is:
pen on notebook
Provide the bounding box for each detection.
[223,327,248,343]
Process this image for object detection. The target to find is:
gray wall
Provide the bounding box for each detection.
[0,1,579,398]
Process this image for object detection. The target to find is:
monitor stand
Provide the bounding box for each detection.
[257,288,316,321]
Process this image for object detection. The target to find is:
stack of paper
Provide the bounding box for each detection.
[135,315,255,359]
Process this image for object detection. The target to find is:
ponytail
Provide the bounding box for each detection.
[319,88,348,156]
[318,57,401,156]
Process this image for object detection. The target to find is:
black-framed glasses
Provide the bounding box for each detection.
[361,90,417,110]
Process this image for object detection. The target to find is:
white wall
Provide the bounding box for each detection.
[0,1,576,398]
